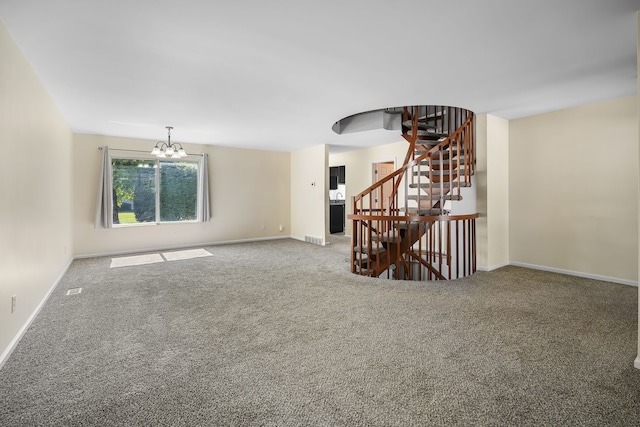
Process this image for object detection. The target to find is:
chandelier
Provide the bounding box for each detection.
[150,126,188,158]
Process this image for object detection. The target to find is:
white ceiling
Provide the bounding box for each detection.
[1,0,639,152]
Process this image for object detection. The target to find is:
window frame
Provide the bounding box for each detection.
[110,153,202,228]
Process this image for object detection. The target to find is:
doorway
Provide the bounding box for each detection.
[372,160,395,213]
[329,165,346,234]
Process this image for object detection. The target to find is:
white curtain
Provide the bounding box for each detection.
[198,153,211,222]
[95,146,113,228]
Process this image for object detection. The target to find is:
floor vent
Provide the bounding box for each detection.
[304,235,324,246]
[66,288,82,296]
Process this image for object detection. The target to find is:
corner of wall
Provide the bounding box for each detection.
[290,144,328,243]
[475,115,489,269]
[636,9,640,371]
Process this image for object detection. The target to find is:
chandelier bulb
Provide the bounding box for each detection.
[152,126,187,158]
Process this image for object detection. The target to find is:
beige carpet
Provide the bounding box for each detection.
[1,236,639,426]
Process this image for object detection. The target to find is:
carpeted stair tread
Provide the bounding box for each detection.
[354,245,386,255]
[416,150,463,159]
[396,221,431,230]
[420,157,466,166]
[408,194,463,201]
[371,231,400,243]
[413,169,468,176]
[415,140,448,148]
[400,207,448,216]
[402,120,448,133]
[409,182,472,189]
[406,129,449,139]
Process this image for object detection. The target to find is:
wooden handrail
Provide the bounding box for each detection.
[348,213,479,222]
[352,112,474,210]
[349,213,478,280]
[349,105,476,281]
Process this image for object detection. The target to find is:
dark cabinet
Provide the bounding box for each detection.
[330,166,346,184]
[338,165,345,184]
[330,203,344,233]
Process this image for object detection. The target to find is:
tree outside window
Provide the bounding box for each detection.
[111,158,198,225]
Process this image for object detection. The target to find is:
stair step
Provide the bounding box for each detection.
[402,120,448,133]
[406,129,449,140]
[371,231,400,243]
[416,137,456,145]
[408,194,463,201]
[413,169,466,176]
[420,157,465,166]
[354,245,386,255]
[353,256,370,268]
[416,150,463,160]
[409,186,447,196]
[409,182,472,189]
[397,221,430,230]
[415,139,447,148]
[401,208,448,216]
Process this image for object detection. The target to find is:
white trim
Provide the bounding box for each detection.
[510,261,638,287]
[0,258,74,371]
[477,262,509,272]
[371,157,397,166]
[634,357,640,370]
[370,158,397,184]
[74,236,292,259]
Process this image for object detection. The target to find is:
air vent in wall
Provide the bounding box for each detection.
[304,236,324,246]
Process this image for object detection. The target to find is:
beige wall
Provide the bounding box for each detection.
[330,141,407,236]
[0,22,73,365]
[476,115,510,270]
[510,96,638,284]
[290,145,328,243]
[74,134,291,256]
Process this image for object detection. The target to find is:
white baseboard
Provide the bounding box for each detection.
[635,357,640,370]
[509,261,638,287]
[75,236,292,259]
[477,262,509,272]
[0,257,74,371]
[204,236,291,247]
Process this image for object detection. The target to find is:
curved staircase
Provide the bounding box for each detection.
[348,106,478,281]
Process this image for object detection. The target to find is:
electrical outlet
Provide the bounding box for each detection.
[261,225,265,230]
[279,224,284,232]
[11,295,16,313]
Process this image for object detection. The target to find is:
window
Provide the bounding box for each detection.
[111,157,200,226]
[96,147,209,229]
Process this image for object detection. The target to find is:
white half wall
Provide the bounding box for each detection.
[476,115,510,270]
[291,145,328,244]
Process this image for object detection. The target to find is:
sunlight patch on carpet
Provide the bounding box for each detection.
[110,253,165,268]
[162,248,213,261]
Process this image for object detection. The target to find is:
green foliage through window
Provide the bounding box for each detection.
[111,158,199,225]
[160,161,198,221]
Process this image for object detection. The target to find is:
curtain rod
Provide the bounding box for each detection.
[97,147,204,157]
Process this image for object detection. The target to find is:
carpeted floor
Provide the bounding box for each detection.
[1,235,639,426]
